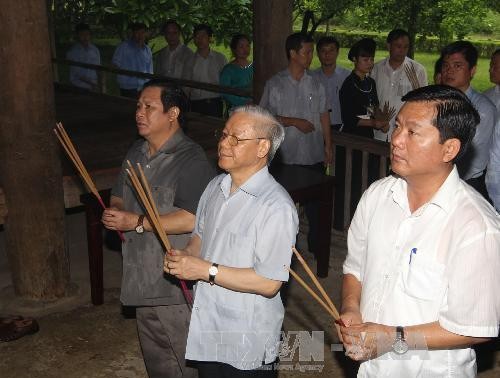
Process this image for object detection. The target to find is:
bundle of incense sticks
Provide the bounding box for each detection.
[405,63,420,90]
[287,248,344,341]
[54,122,125,242]
[375,101,397,122]
[125,161,193,306]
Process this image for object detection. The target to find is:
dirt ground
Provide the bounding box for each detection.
[1,228,499,377]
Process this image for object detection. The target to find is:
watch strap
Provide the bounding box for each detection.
[396,326,405,341]
[135,214,145,233]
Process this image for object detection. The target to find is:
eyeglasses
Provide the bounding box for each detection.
[215,129,267,146]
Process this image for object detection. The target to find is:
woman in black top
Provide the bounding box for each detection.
[335,38,389,229]
[340,38,388,138]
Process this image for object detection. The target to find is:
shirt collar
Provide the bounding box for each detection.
[220,166,271,199]
[390,166,460,215]
[140,128,185,157]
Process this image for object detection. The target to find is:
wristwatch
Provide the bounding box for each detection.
[392,326,409,355]
[208,263,219,285]
[135,214,145,234]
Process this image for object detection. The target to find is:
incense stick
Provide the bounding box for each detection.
[54,122,125,242]
[126,162,193,306]
[292,248,340,319]
[404,63,420,90]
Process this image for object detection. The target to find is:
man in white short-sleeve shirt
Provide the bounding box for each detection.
[370,29,428,142]
[340,85,500,377]
[166,105,298,377]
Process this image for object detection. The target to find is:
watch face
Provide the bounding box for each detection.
[209,266,218,275]
[135,225,144,234]
[392,339,409,355]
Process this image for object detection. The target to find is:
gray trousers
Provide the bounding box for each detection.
[136,305,197,378]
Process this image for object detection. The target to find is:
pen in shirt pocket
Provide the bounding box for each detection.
[409,247,417,265]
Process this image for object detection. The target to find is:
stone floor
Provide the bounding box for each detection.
[0,212,498,377]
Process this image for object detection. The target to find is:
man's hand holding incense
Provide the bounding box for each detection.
[341,322,393,361]
[102,208,138,231]
[165,249,210,281]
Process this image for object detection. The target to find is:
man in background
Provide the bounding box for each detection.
[112,22,153,98]
[371,29,427,141]
[155,20,194,79]
[485,48,500,210]
[66,23,101,91]
[441,41,496,200]
[313,36,350,131]
[184,24,227,117]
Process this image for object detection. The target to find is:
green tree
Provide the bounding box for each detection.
[294,0,359,36]
[357,0,492,56]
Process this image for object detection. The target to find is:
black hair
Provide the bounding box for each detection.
[75,23,90,33]
[386,29,410,44]
[193,24,213,37]
[230,34,251,52]
[285,32,314,60]
[401,85,479,163]
[441,41,478,69]
[141,80,189,128]
[434,57,443,76]
[316,36,340,51]
[348,38,376,61]
[493,48,500,58]
[161,19,181,34]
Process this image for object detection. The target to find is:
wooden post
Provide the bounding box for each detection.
[0,0,70,299]
[252,0,292,103]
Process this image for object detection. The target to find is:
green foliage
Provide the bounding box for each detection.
[53,0,252,43]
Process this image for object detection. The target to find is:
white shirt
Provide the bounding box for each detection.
[344,167,500,377]
[260,69,327,165]
[185,50,227,100]
[186,167,299,370]
[155,43,194,79]
[371,57,428,141]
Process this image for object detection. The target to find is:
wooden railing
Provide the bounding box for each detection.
[331,130,391,229]
[53,58,252,99]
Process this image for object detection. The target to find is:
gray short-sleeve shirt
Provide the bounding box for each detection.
[113,129,215,306]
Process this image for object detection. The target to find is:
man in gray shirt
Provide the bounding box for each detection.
[166,105,299,377]
[102,80,214,378]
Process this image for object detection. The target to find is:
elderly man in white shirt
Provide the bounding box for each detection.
[155,20,194,79]
[340,85,499,378]
[166,105,298,377]
[371,29,427,142]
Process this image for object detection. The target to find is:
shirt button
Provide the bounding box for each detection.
[194,306,199,310]
[146,164,151,168]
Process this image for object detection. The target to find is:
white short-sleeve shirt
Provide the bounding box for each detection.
[344,167,500,377]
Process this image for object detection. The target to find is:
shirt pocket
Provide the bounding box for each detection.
[152,186,175,213]
[403,257,445,301]
[224,231,255,267]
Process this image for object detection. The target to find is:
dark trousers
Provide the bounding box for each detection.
[190,97,223,118]
[197,361,278,378]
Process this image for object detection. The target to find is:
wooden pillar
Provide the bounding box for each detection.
[0,0,69,299]
[253,0,293,103]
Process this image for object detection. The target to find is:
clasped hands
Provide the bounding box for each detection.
[338,311,393,361]
[163,249,209,281]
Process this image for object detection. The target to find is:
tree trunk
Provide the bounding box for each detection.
[407,1,421,59]
[0,0,69,299]
[253,0,293,102]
